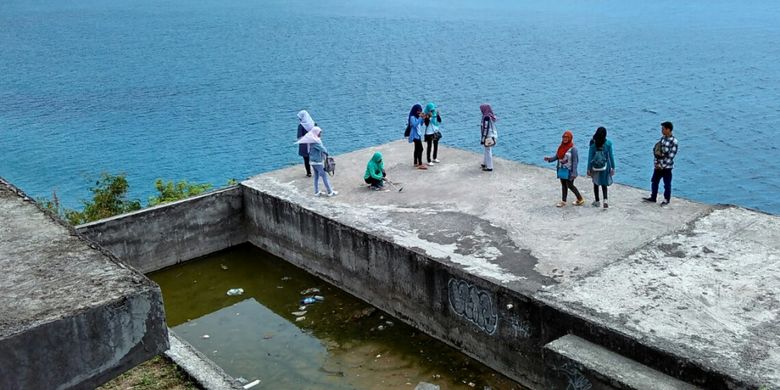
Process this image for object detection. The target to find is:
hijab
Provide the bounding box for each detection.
[297,110,315,132]
[365,151,384,179]
[556,130,574,159]
[480,104,496,122]
[593,127,607,148]
[296,126,322,144]
[409,104,423,123]
[425,102,440,126]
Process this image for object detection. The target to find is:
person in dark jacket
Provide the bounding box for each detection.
[644,121,679,206]
[296,110,316,177]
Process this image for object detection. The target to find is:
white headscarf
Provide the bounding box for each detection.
[297,110,315,132]
[295,126,321,144]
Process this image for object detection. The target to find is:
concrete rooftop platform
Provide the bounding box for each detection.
[0,178,168,389]
[244,140,779,387]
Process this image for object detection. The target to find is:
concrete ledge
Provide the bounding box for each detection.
[0,178,169,389]
[166,329,243,390]
[543,334,701,390]
[77,186,246,274]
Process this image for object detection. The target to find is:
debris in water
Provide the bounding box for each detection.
[262,333,273,340]
[300,287,321,295]
[202,334,210,339]
[226,288,244,296]
[220,264,229,270]
[375,354,382,359]
[301,295,324,305]
[296,316,306,322]
[377,325,385,331]
[276,286,284,289]
[299,306,307,311]
[236,377,248,384]
[292,311,307,316]
[385,321,394,326]
[350,307,376,321]
[506,304,514,310]
[281,276,292,281]
[415,381,440,390]
[468,382,475,387]
[243,379,261,389]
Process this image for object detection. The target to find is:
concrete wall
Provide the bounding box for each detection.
[242,186,549,388]
[77,186,246,274]
[1,289,168,390]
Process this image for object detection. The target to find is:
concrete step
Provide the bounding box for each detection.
[543,335,701,390]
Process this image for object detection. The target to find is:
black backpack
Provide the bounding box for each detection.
[403,122,411,137]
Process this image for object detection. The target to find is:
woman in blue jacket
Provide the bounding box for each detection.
[296,127,337,197]
[544,130,585,207]
[587,127,616,208]
[407,104,427,170]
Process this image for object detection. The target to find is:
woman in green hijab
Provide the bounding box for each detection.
[423,102,442,165]
[364,152,386,190]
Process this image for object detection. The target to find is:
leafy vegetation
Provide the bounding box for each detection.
[39,173,229,226]
[148,179,212,207]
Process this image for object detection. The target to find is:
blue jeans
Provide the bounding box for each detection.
[650,168,673,201]
[312,164,332,194]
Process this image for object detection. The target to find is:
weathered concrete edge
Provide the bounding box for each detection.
[165,329,244,390]
[0,177,171,389]
[0,288,169,390]
[76,186,246,274]
[535,206,758,390]
[542,334,702,390]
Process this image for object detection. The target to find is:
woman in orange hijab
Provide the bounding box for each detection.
[544,130,585,207]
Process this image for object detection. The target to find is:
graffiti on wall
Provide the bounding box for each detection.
[448,278,498,334]
[557,362,592,390]
[509,316,532,339]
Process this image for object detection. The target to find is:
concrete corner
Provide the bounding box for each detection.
[0,178,169,389]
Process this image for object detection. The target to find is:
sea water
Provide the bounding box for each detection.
[1,0,779,213]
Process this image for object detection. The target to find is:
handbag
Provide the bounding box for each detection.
[433,129,442,141]
[557,166,570,180]
[484,137,495,147]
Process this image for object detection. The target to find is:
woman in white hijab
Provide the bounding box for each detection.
[297,110,316,177]
[296,126,338,197]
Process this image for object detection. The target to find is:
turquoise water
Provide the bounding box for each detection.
[1,0,779,213]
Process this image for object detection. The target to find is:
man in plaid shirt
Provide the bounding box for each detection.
[644,121,678,206]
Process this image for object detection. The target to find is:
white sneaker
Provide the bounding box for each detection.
[314,191,322,197]
[427,162,434,166]
[433,159,441,163]
[327,191,338,197]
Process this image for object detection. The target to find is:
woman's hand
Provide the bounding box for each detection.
[586,170,591,177]
[610,168,615,176]
[543,156,551,162]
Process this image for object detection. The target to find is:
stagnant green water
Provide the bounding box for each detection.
[149,244,524,389]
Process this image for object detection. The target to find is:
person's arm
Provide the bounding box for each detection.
[608,142,616,174]
[587,144,594,172]
[571,148,579,174]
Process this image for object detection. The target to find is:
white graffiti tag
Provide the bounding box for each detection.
[448,278,498,334]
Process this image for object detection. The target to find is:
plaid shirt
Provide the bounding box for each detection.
[655,135,678,169]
